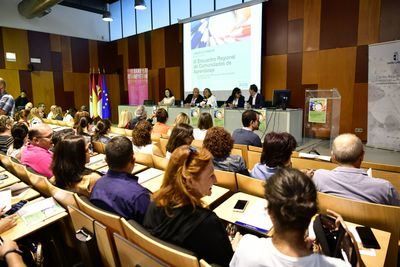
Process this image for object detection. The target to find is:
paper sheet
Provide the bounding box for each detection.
[0,189,11,212]
[299,152,331,162]
[137,168,164,184]
[18,198,64,226]
[235,199,272,233]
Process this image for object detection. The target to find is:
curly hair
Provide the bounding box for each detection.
[203,127,233,158]
[132,120,152,147]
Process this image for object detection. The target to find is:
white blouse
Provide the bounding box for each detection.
[201,95,217,108]
[159,96,175,106]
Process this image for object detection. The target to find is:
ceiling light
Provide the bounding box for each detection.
[102,11,113,22]
[135,0,146,10]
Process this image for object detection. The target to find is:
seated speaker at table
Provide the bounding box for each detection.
[184,87,204,107]
[200,88,217,108]
[225,87,245,108]
[247,84,264,109]
[158,88,175,106]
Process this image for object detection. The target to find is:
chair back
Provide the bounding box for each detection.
[199,259,212,267]
[122,218,199,267]
[151,133,162,143]
[113,233,168,267]
[125,129,133,137]
[110,126,126,135]
[214,169,237,192]
[291,157,338,170]
[248,145,262,152]
[49,184,78,208]
[361,161,400,173]
[67,206,117,267]
[317,192,400,267]
[135,152,154,168]
[94,221,119,267]
[25,167,53,197]
[152,155,169,171]
[247,150,261,170]
[75,194,125,236]
[10,158,29,183]
[230,148,242,158]
[236,173,265,198]
[92,141,106,154]
[233,144,248,167]
[0,154,15,173]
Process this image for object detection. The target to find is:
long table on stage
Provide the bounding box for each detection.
[118,105,303,142]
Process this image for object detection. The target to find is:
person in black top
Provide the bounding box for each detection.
[247,84,264,109]
[143,145,233,266]
[225,87,245,108]
[184,88,204,107]
[14,90,29,111]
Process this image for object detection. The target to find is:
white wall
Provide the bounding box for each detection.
[0,0,110,41]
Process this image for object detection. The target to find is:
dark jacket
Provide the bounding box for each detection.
[225,95,245,108]
[232,128,262,147]
[144,202,233,266]
[184,94,204,105]
[247,93,264,109]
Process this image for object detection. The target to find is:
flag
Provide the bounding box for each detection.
[96,71,103,118]
[89,71,93,117]
[92,72,99,117]
[101,72,111,119]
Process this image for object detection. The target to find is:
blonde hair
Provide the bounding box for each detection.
[118,110,132,128]
[173,112,190,127]
[152,145,213,212]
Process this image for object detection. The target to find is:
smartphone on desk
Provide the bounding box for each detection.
[355,226,380,249]
[233,200,248,212]
[0,174,8,180]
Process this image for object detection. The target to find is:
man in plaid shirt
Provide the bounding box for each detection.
[0,78,15,117]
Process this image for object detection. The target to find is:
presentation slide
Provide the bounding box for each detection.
[183,4,262,102]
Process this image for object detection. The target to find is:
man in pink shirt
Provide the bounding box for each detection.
[21,124,54,178]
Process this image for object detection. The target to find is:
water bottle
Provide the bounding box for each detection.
[181,100,184,107]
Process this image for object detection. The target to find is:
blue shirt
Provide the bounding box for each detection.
[251,163,277,180]
[0,92,15,116]
[90,170,151,223]
[232,128,262,147]
[313,167,400,206]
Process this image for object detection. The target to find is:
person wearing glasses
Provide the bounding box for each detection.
[51,135,101,197]
[144,145,233,266]
[232,110,262,147]
[21,124,54,178]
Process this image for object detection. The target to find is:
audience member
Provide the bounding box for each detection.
[51,128,75,148]
[37,103,46,118]
[51,135,101,197]
[53,106,63,120]
[80,105,89,112]
[251,132,297,180]
[93,120,111,144]
[203,127,249,176]
[132,120,153,154]
[158,88,175,106]
[14,109,30,126]
[193,112,213,140]
[14,90,29,111]
[21,124,54,178]
[118,110,133,129]
[63,107,76,123]
[230,168,347,267]
[7,123,28,160]
[47,105,57,119]
[313,133,400,206]
[184,88,204,107]
[166,123,193,159]
[28,107,43,126]
[152,108,170,135]
[247,84,264,109]
[0,239,25,267]
[127,105,152,129]
[90,136,151,223]
[232,110,262,147]
[24,102,33,111]
[0,115,14,154]
[226,87,245,108]
[200,88,217,108]
[0,78,15,116]
[144,145,233,266]
[167,112,190,136]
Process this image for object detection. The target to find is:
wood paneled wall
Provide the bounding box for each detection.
[1,0,399,136]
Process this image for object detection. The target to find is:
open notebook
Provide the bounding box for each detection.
[17,197,64,226]
[235,199,273,234]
